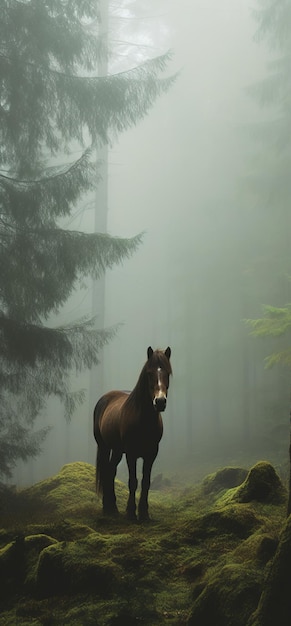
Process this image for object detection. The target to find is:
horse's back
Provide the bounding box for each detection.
[93,390,128,448]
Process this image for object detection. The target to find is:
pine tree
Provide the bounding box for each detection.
[243,0,291,371]
[244,0,291,309]
[0,0,174,477]
[244,0,291,514]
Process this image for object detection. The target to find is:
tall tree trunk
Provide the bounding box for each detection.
[88,1,109,458]
[287,392,291,516]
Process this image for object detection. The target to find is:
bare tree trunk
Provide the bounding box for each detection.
[287,392,291,516]
[88,2,109,459]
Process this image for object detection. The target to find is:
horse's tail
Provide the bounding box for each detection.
[96,444,111,496]
[93,396,110,496]
[96,446,104,495]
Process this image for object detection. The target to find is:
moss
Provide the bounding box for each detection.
[202,467,248,495]
[35,520,97,542]
[61,601,102,625]
[23,462,97,515]
[233,533,278,566]
[233,462,286,505]
[248,514,291,626]
[180,559,205,582]
[25,534,57,550]
[1,462,129,537]
[24,534,59,590]
[0,536,27,591]
[188,563,263,626]
[36,537,119,597]
[181,504,262,544]
[0,460,287,626]
[0,462,97,531]
[0,533,58,596]
[0,615,41,626]
[156,580,191,623]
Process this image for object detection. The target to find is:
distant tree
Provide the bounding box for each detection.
[239,0,291,453]
[245,304,291,515]
[243,0,291,308]
[245,306,291,370]
[0,0,174,477]
[244,0,291,502]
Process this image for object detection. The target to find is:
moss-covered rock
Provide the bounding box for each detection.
[1,462,129,531]
[23,462,97,515]
[232,532,278,566]
[202,467,248,495]
[36,533,118,596]
[181,504,262,543]
[0,462,98,532]
[0,535,27,592]
[0,533,57,595]
[234,462,286,505]
[247,514,291,626]
[188,563,263,626]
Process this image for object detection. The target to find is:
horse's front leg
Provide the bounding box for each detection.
[126,453,138,521]
[138,451,157,522]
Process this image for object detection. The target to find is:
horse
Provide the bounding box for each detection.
[93,346,172,521]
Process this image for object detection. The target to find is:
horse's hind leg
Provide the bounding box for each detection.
[106,448,122,515]
[125,453,138,521]
[138,452,157,522]
[97,444,120,516]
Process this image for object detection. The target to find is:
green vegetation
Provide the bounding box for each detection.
[0,461,287,625]
[245,305,291,369]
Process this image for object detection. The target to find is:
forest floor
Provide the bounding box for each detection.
[0,457,288,626]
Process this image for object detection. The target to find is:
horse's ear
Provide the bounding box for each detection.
[147,346,153,360]
[165,346,171,360]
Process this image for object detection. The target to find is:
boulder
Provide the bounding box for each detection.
[248,515,291,626]
[188,563,262,626]
[202,467,248,495]
[235,462,286,505]
[36,534,117,597]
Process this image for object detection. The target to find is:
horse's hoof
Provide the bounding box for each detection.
[126,510,138,523]
[103,507,119,517]
[138,514,151,523]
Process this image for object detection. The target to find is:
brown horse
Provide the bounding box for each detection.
[93,346,172,521]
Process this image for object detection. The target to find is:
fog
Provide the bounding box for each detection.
[13,1,289,486]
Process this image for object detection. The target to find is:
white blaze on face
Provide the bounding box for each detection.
[157,368,163,395]
[153,367,167,408]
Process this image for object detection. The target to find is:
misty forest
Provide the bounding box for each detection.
[1,1,291,625]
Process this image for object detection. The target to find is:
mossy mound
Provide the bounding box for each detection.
[202,466,248,495]
[181,504,261,543]
[22,461,102,518]
[232,532,278,566]
[247,514,291,626]
[36,534,118,596]
[0,462,128,529]
[0,533,58,594]
[0,460,288,626]
[188,563,263,626]
[233,462,286,505]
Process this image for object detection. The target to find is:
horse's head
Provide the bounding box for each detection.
[146,346,172,412]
